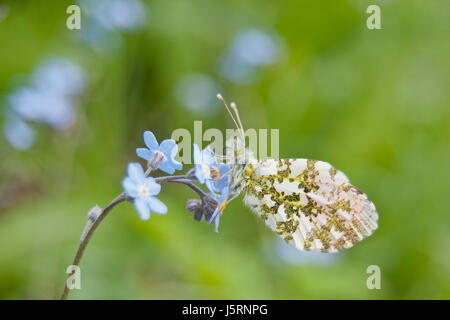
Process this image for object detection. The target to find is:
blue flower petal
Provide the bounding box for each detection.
[159,139,176,155]
[217,163,231,175]
[143,131,158,150]
[160,139,183,171]
[221,186,230,199]
[195,165,206,184]
[122,177,138,197]
[214,215,221,233]
[169,157,182,170]
[210,206,219,223]
[209,163,231,193]
[193,143,202,164]
[134,198,150,220]
[148,197,168,215]
[127,162,145,183]
[144,177,161,195]
[202,146,217,166]
[136,147,152,160]
[159,161,176,175]
[205,179,216,195]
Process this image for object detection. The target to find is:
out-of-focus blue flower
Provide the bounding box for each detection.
[231,29,281,66]
[219,28,284,84]
[9,87,75,129]
[3,58,85,149]
[7,58,84,131]
[219,55,257,84]
[122,162,167,220]
[173,74,221,115]
[209,186,230,233]
[193,143,230,194]
[32,59,85,96]
[136,131,182,174]
[77,0,147,53]
[79,20,123,54]
[3,114,35,150]
[79,0,147,32]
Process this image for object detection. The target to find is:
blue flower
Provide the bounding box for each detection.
[122,162,167,220]
[193,143,230,194]
[78,0,147,32]
[7,58,84,130]
[136,131,182,174]
[208,163,231,194]
[219,28,283,84]
[32,58,85,96]
[193,143,216,183]
[209,186,230,233]
[9,87,75,130]
[3,114,36,150]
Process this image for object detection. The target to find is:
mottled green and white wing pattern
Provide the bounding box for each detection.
[243,159,378,253]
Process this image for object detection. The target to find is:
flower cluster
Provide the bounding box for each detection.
[4,58,85,150]
[121,131,231,233]
[192,143,231,232]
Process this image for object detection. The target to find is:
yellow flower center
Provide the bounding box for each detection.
[210,166,220,180]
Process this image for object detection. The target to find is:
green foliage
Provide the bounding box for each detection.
[0,0,449,299]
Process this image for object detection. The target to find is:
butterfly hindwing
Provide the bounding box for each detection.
[243,158,378,253]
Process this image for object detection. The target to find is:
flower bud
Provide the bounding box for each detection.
[186,199,201,212]
[147,150,167,171]
[202,194,218,223]
[87,205,102,222]
[186,195,218,222]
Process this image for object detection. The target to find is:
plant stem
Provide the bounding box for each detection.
[60,192,127,300]
[60,173,206,300]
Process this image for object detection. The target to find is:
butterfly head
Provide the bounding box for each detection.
[215,94,256,199]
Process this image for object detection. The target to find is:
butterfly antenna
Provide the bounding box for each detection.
[216,94,244,141]
[230,101,245,141]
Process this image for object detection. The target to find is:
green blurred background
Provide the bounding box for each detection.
[0,0,449,299]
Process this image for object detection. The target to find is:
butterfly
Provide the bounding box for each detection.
[211,94,378,253]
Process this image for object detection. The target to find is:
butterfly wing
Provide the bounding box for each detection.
[243,159,378,253]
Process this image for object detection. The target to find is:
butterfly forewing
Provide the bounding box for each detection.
[243,158,378,253]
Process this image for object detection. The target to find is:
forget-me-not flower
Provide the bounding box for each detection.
[122,162,167,220]
[208,162,230,194]
[10,87,75,129]
[4,57,84,150]
[193,143,230,194]
[193,143,216,184]
[79,0,147,32]
[136,131,182,174]
[32,59,85,96]
[3,114,36,151]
